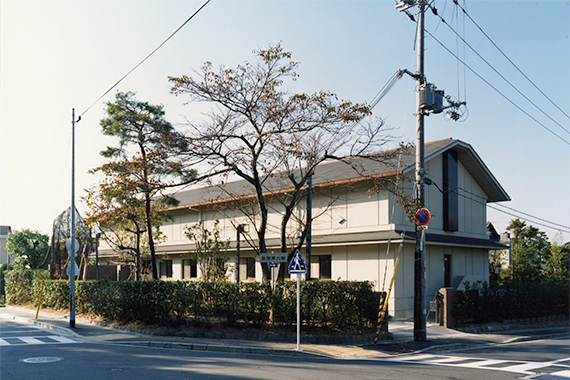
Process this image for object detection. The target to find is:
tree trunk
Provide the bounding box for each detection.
[145,192,158,280]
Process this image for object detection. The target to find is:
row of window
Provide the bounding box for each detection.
[157,255,332,280]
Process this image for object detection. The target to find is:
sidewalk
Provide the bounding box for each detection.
[1,305,567,359]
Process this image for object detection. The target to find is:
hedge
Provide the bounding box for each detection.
[5,269,378,328]
[454,281,569,325]
[4,269,50,305]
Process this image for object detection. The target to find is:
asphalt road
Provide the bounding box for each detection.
[1,318,568,380]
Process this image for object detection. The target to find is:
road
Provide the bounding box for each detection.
[378,337,570,378]
[0,318,568,380]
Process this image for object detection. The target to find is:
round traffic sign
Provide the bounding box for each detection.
[66,238,80,254]
[415,208,430,226]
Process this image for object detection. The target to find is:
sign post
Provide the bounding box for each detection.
[288,249,306,351]
[268,262,278,290]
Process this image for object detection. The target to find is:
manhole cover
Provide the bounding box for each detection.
[20,357,64,364]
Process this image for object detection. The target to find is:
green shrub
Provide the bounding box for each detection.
[454,280,569,325]
[6,275,377,329]
[5,269,49,305]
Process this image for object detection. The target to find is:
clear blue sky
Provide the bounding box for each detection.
[1,0,569,242]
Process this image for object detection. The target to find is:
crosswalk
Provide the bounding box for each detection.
[384,354,570,378]
[0,335,81,347]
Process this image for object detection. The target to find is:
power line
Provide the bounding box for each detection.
[452,186,570,234]
[453,0,570,122]
[491,203,570,231]
[421,175,570,233]
[488,204,570,234]
[77,0,212,121]
[369,70,405,110]
[432,11,570,137]
[425,29,570,146]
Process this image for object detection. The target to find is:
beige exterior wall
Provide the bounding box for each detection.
[393,156,488,239]
[98,149,497,319]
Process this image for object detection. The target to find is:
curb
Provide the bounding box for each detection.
[0,314,89,341]
[0,312,320,358]
[111,339,320,357]
[96,321,379,345]
[3,307,568,360]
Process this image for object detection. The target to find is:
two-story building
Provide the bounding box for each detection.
[99,138,510,319]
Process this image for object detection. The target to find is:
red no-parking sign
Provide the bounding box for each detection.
[415,208,430,226]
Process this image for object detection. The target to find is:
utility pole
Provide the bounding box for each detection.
[397,0,466,342]
[70,109,76,329]
[414,0,427,343]
[396,0,427,342]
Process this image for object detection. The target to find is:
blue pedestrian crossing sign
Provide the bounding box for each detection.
[288,249,307,274]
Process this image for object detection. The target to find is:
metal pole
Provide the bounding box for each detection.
[70,109,76,329]
[414,1,427,342]
[236,225,241,283]
[305,170,313,280]
[296,272,301,351]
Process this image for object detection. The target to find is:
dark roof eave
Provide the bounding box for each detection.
[167,169,403,211]
[399,230,510,250]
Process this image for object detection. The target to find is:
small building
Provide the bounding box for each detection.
[99,138,510,319]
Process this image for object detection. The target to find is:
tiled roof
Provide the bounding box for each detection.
[169,138,509,209]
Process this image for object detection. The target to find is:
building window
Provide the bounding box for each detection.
[159,260,173,278]
[443,150,459,231]
[239,257,255,280]
[182,259,197,279]
[318,255,332,280]
[311,255,332,280]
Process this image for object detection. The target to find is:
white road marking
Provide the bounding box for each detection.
[384,354,570,376]
[19,337,46,345]
[0,336,81,346]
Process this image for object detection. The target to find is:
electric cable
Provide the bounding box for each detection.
[369,71,405,110]
[425,29,570,146]
[453,0,570,121]
[488,204,570,234]
[77,0,212,121]
[433,11,570,136]
[336,70,404,147]
[425,174,570,233]
[491,203,570,231]
[455,186,570,232]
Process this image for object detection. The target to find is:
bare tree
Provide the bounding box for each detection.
[169,44,399,280]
